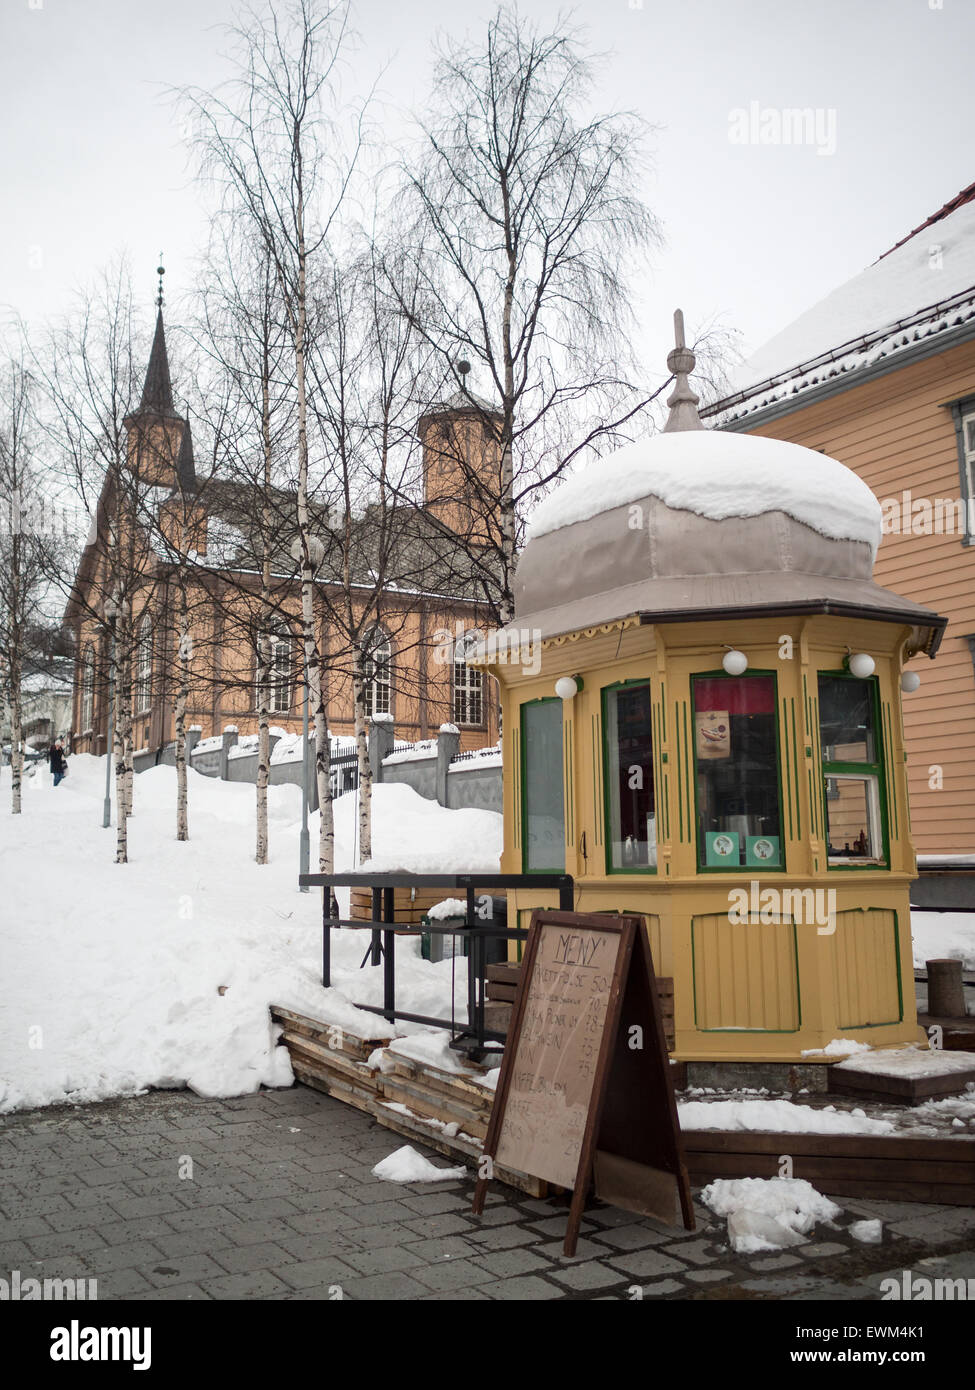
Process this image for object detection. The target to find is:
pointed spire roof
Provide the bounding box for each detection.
[662,308,704,433]
[138,308,177,417]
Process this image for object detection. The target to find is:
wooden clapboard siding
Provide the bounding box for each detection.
[747,336,975,855]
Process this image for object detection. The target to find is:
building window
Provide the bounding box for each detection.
[693,673,783,870]
[603,682,656,872]
[134,615,153,712]
[520,698,564,872]
[818,673,887,865]
[79,643,95,731]
[949,396,975,540]
[453,632,484,726]
[256,631,292,716]
[362,626,391,717]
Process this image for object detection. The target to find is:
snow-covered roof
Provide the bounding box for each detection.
[707,186,975,424]
[526,430,882,555]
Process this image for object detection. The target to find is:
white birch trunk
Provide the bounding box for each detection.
[256,631,270,864]
[175,589,189,841]
[353,664,371,864]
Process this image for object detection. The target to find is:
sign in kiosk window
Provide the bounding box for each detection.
[693,674,782,869]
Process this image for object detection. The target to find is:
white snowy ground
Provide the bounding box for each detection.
[0,756,502,1114]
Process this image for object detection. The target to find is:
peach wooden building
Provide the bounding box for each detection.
[706,182,975,897]
[66,307,501,761]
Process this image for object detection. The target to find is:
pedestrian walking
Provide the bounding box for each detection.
[49,738,68,787]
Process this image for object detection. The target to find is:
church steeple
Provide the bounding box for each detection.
[123,259,196,493]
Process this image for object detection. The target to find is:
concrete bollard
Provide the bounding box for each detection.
[219,727,238,780]
[926,958,966,1018]
[368,716,394,782]
[436,723,461,807]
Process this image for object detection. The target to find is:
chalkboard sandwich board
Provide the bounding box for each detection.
[473,910,694,1256]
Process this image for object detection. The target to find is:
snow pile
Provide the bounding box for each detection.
[371,1144,466,1183]
[355,782,501,876]
[678,1098,896,1136]
[911,911,975,972]
[0,757,501,1115]
[701,1176,842,1254]
[850,1219,883,1245]
[833,1047,975,1080]
[800,1038,873,1058]
[427,898,468,921]
[525,431,881,555]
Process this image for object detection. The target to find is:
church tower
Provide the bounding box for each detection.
[123,263,197,496]
[417,373,502,536]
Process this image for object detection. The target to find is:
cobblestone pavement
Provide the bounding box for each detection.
[1,1087,973,1301]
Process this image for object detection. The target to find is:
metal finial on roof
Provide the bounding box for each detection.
[156,254,165,309]
[663,308,704,432]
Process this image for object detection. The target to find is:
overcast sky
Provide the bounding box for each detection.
[1,0,973,380]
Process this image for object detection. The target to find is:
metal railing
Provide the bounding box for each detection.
[298,871,574,1058]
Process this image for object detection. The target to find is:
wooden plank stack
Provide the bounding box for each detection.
[270,1004,545,1196]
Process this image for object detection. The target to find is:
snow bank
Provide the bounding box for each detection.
[911,910,975,972]
[678,1098,896,1136]
[0,757,501,1115]
[525,430,882,554]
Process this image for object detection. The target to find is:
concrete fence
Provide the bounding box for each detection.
[133,722,502,815]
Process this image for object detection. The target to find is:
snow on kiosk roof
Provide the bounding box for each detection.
[503,315,944,653]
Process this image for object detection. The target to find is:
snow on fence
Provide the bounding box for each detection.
[132,722,501,814]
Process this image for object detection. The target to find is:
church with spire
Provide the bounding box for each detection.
[65,272,503,765]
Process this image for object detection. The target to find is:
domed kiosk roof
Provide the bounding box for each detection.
[509,312,945,655]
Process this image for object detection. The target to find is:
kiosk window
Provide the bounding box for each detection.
[693,674,783,869]
[818,675,886,865]
[521,700,565,872]
[604,683,656,871]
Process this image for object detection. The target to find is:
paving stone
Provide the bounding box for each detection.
[343,1245,427,1276]
[144,1253,227,1287]
[130,1282,212,1300]
[593,1223,677,1252]
[197,1269,291,1299]
[470,1248,551,1278]
[402,1213,475,1239]
[340,1271,432,1301]
[109,1194,186,1221]
[800,1241,852,1259]
[747,1254,804,1271]
[419,1287,492,1300]
[465,1223,538,1251]
[100,1266,155,1298]
[401,1193,470,1216]
[739,1275,828,1295]
[685,1269,734,1284]
[605,1249,688,1279]
[26,1229,109,1259]
[209,1242,292,1275]
[629,1278,684,1298]
[659,1238,720,1266]
[482,1275,563,1300]
[548,1261,626,1291]
[409,1259,497,1292]
[890,1210,975,1243]
[82,1240,165,1274]
[536,1238,607,1262]
[402,1235,480,1262]
[273,1256,358,1290]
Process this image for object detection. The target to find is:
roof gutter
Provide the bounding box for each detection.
[639,599,946,657]
[705,318,975,433]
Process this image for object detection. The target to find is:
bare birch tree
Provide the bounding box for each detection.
[178,0,369,872]
[394,5,662,624]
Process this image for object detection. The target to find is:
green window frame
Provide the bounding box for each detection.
[818,671,889,869]
[601,680,657,875]
[691,669,786,873]
[520,697,565,873]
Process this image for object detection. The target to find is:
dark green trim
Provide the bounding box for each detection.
[519,696,565,875]
[817,671,890,871]
[600,680,658,876]
[690,669,787,873]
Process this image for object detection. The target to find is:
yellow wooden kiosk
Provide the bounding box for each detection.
[478,314,947,1067]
